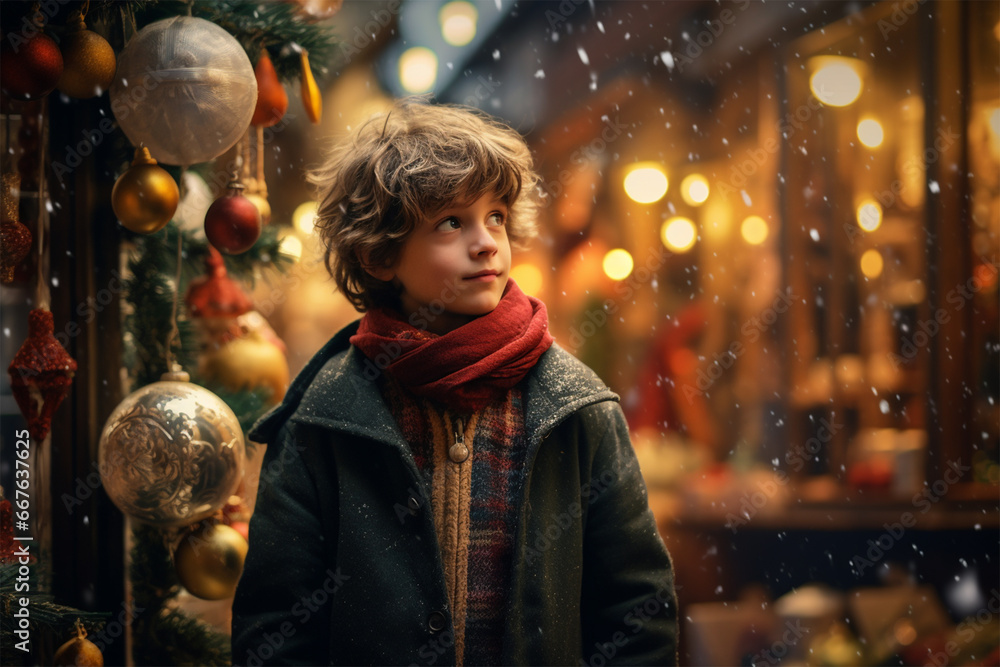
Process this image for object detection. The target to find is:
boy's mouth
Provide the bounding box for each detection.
[463,270,501,282]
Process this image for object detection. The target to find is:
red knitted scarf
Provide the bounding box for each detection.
[350,280,553,412]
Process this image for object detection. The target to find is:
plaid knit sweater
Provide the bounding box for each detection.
[379,374,529,667]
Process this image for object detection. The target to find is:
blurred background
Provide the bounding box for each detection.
[251,2,1000,663]
[1,0,998,665]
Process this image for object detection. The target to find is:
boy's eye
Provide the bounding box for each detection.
[436,217,461,231]
[487,212,505,227]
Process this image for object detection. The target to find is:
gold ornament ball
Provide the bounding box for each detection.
[57,27,117,98]
[244,193,271,225]
[200,330,290,405]
[112,148,179,234]
[98,371,245,527]
[174,522,249,600]
[54,625,104,666]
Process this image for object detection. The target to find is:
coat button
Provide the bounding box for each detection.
[448,442,469,463]
[427,610,447,633]
[407,496,421,513]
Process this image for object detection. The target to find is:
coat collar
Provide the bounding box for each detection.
[248,320,618,448]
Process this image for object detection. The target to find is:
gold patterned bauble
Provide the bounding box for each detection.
[112,147,179,234]
[56,19,117,98]
[174,522,248,600]
[98,370,245,527]
[200,329,290,405]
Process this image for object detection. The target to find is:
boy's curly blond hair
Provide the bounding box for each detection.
[308,97,541,312]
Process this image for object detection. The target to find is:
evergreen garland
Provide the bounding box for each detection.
[129,524,231,666]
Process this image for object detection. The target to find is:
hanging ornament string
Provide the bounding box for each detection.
[256,125,266,200]
[164,167,187,373]
[35,98,49,310]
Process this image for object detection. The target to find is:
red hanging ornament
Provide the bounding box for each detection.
[1,173,32,284]
[0,13,64,101]
[8,309,78,442]
[204,180,262,255]
[0,498,17,562]
[185,246,253,319]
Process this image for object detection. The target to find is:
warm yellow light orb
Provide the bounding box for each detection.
[661,217,697,252]
[440,1,478,46]
[279,234,303,260]
[681,174,710,206]
[740,215,769,245]
[510,263,543,296]
[860,249,884,278]
[857,118,884,148]
[602,249,634,280]
[623,163,668,204]
[293,201,318,235]
[399,47,438,93]
[809,56,864,107]
[856,199,883,232]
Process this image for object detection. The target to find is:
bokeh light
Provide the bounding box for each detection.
[857,199,883,232]
[440,1,478,46]
[624,163,668,204]
[661,217,697,252]
[857,118,884,148]
[510,263,543,296]
[860,249,884,278]
[602,248,634,280]
[809,56,864,107]
[740,215,769,245]
[681,174,710,206]
[293,201,318,235]
[399,47,438,93]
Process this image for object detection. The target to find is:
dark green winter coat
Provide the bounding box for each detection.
[231,321,677,666]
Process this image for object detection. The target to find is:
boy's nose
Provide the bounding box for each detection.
[469,225,498,255]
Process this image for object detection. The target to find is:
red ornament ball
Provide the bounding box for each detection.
[204,186,262,255]
[1,32,64,101]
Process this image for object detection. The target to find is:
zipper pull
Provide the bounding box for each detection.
[449,417,469,463]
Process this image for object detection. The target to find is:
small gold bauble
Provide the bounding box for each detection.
[244,193,271,225]
[54,622,104,666]
[112,148,179,234]
[174,522,248,600]
[57,24,117,98]
[98,372,245,527]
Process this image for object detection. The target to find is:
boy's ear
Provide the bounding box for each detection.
[358,251,395,282]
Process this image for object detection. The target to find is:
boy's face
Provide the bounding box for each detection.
[374,193,512,335]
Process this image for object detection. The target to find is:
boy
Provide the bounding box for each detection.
[231,98,677,666]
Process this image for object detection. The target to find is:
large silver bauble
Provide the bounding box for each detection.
[98,371,245,527]
[109,16,257,166]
